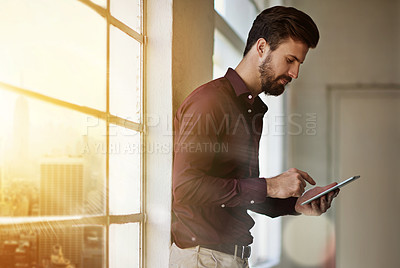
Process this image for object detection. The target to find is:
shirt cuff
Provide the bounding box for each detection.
[238,178,267,206]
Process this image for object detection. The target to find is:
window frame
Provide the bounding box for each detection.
[0,0,147,267]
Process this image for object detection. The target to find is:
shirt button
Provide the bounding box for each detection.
[221,204,225,208]
[248,95,253,100]
[247,109,252,113]
[191,237,196,241]
[250,200,255,204]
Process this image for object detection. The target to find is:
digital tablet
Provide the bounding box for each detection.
[301,175,361,205]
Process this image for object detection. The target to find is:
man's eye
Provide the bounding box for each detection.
[287,58,294,63]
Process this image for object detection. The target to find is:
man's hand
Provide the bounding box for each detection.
[266,168,316,199]
[295,182,340,216]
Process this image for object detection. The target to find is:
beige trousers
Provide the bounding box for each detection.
[169,243,249,268]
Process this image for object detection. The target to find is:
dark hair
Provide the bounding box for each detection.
[243,6,319,56]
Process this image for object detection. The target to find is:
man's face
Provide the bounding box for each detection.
[259,38,309,96]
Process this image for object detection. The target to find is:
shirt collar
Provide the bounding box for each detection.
[224,68,254,103]
[225,68,268,114]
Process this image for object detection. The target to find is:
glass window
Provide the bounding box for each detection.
[0,1,145,267]
[0,0,107,111]
[109,223,140,268]
[0,90,107,217]
[110,26,142,123]
[0,224,105,268]
[110,0,142,33]
[213,29,242,79]
[109,126,141,215]
[214,0,257,41]
[91,0,107,8]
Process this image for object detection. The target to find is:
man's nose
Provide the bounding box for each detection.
[288,64,300,79]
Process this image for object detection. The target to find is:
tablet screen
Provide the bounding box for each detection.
[301,175,361,205]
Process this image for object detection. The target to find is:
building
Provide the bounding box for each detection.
[39,157,84,216]
[39,157,84,266]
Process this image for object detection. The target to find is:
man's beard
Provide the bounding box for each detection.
[259,54,292,96]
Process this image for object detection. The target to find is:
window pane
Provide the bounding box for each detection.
[213,29,242,79]
[0,224,105,268]
[0,0,107,110]
[214,0,257,41]
[91,0,107,8]
[0,89,106,217]
[110,0,141,33]
[110,26,141,123]
[109,223,140,268]
[109,126,141,215]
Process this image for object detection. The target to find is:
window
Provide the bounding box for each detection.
[0,0,145,267]
[213,1,284,267]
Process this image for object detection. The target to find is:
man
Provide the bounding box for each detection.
[170,6,339,268]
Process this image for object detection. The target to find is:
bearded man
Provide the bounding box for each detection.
[170,6,339,268]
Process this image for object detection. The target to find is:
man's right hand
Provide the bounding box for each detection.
[265,168,316,198]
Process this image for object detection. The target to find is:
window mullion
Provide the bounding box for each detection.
[106,1,111,268]
[141,1,147,267]
[110,16,144,43]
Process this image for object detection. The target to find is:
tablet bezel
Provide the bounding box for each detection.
[300,175,361,206]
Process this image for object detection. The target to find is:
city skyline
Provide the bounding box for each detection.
[0,95,107,268]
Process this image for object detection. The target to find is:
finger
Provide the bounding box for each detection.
[333,189,340,198]
[297,169,316,185]
[320,195,328,212]
[327,192,335,204]
[299,177,306,188]
[299,183,305,195]
[311,199,321,215]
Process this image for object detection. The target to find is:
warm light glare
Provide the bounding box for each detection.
[109,125,141,215]
[0,0,143,267]
[110,0,141,33]
[109,223,140,268]
[0,0,107,110]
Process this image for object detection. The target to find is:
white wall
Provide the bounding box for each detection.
[288,0,399,179]
[145,0,214,267]
[280,0,400,267]
[145,0,173,267]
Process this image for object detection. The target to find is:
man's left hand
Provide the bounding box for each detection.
[295,182,340,216]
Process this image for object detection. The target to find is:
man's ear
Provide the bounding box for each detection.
[255,38,270,58]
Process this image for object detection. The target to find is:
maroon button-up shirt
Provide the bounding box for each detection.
[172,68,298,248]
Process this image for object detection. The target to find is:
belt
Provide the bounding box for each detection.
[200,244,251,259]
